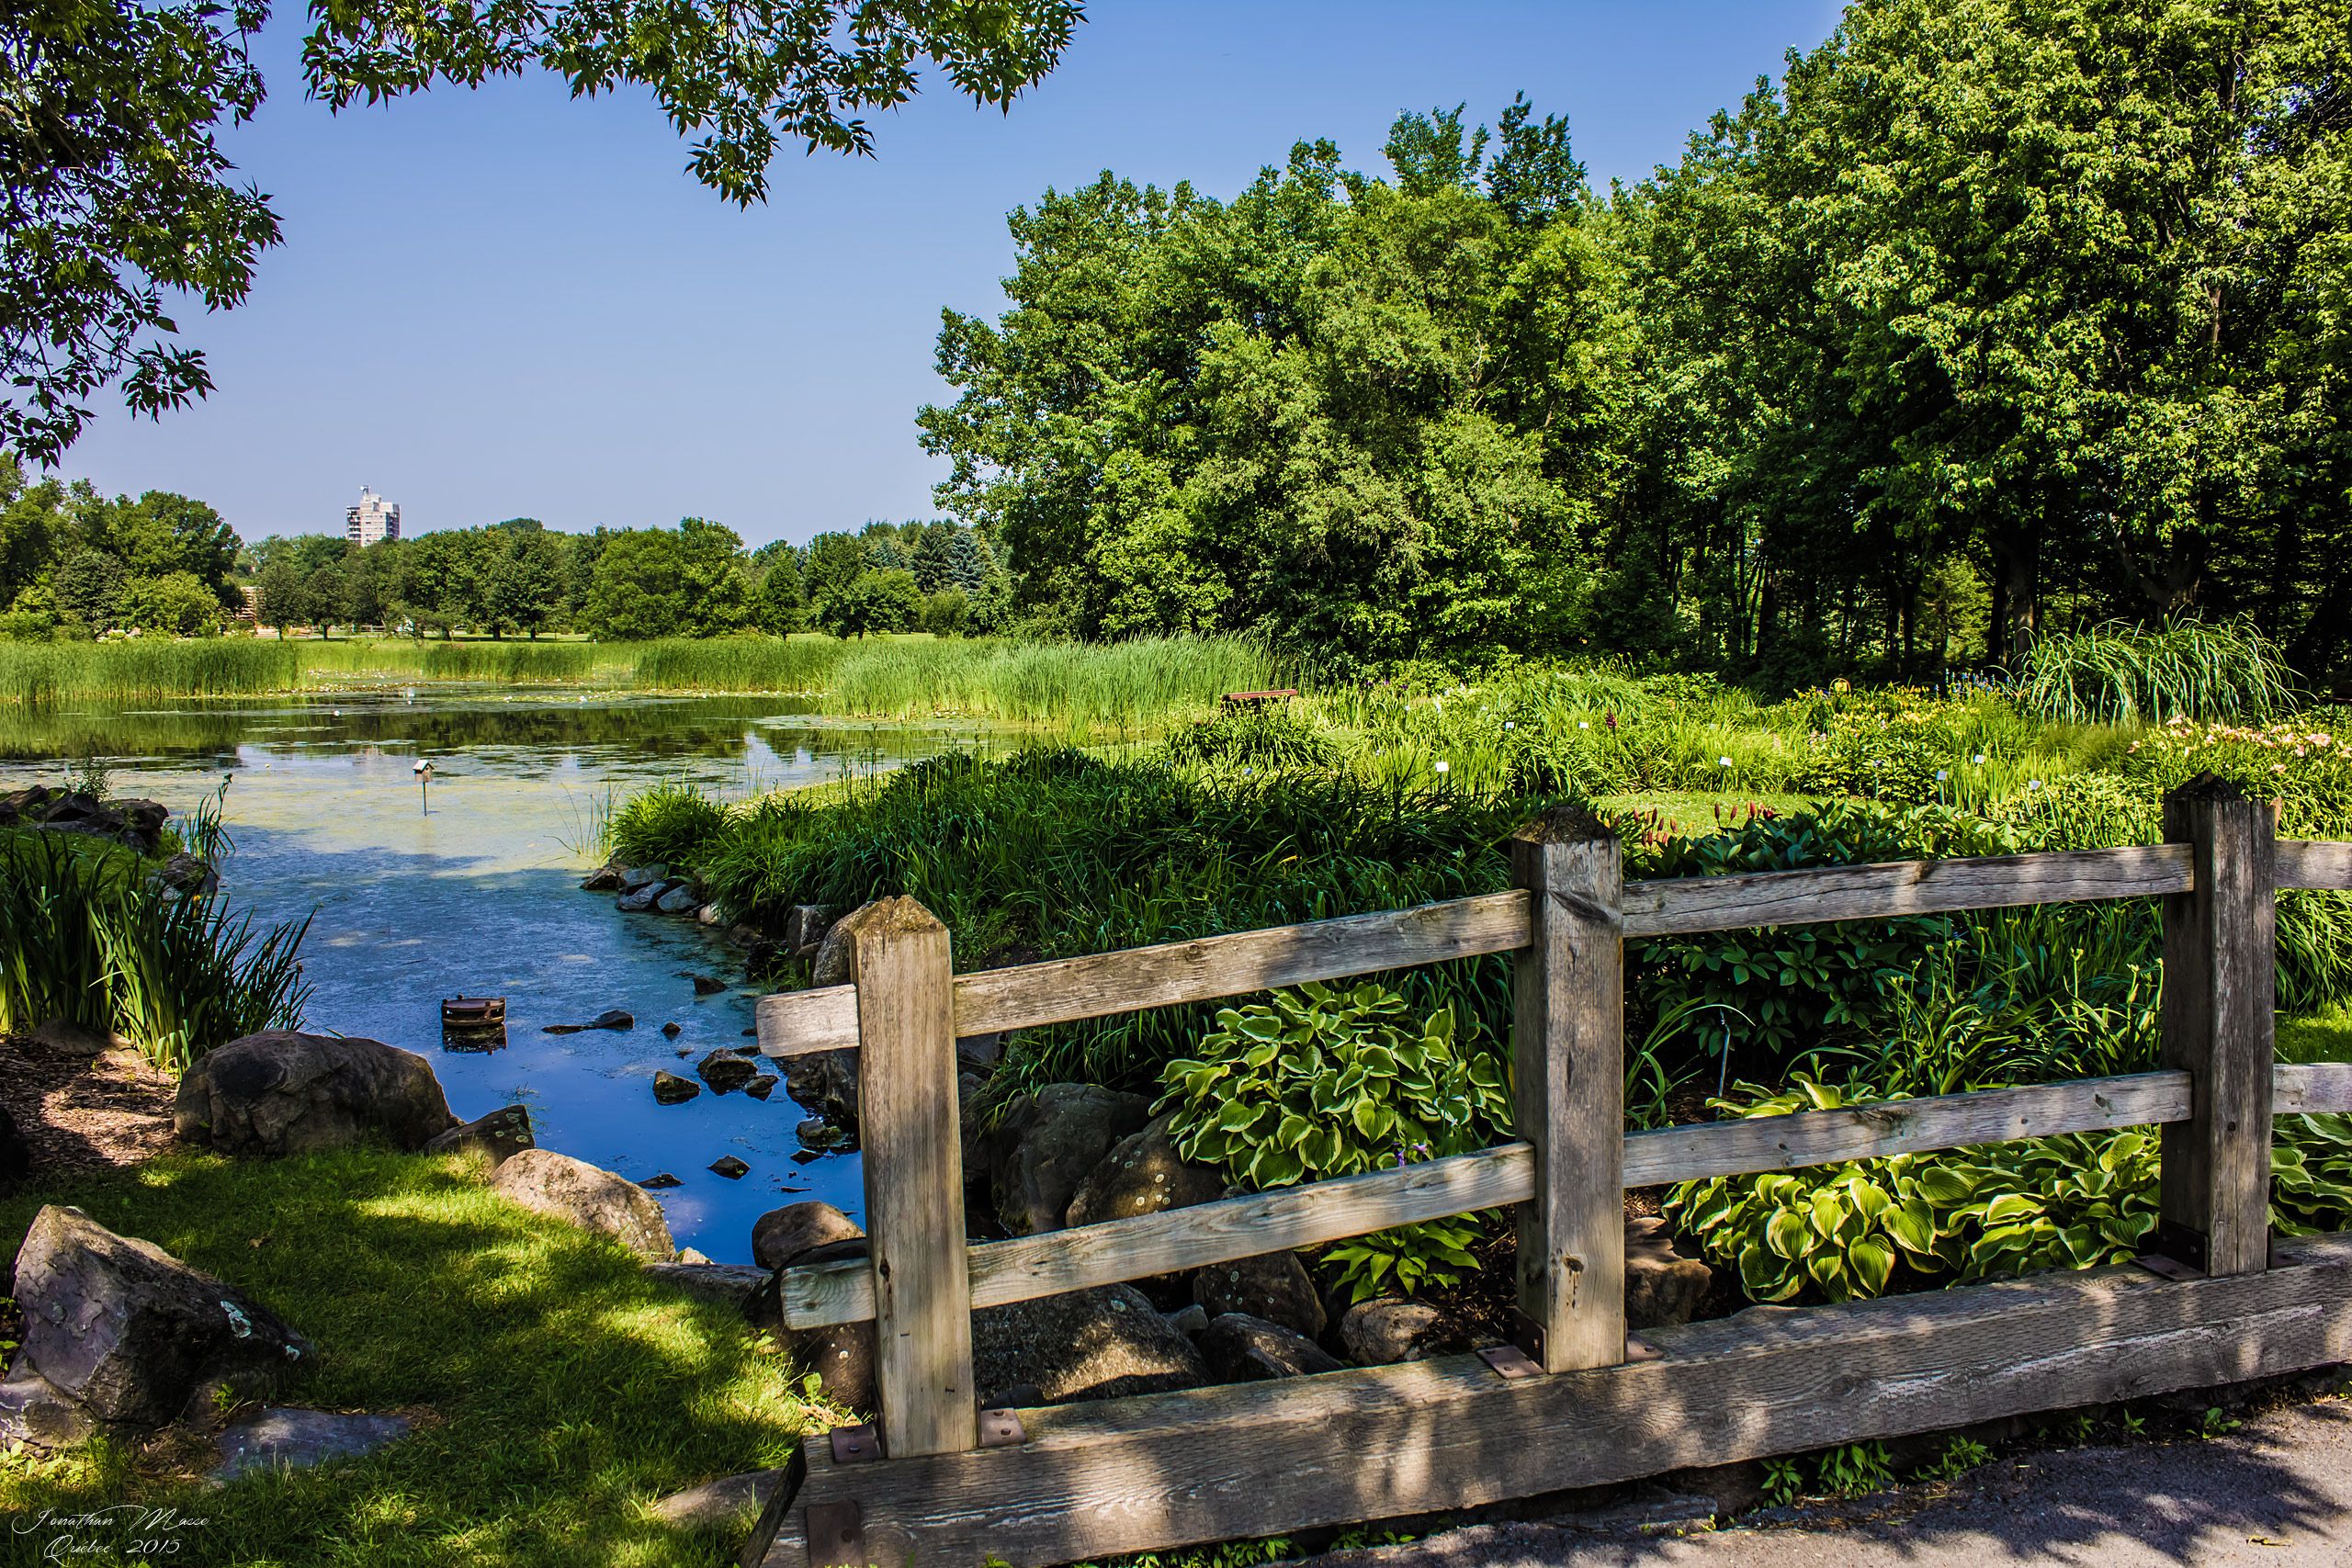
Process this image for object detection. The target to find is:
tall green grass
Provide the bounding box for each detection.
[0,829,311,1070]
[2021,620,2298,725]
[0,638,304,704]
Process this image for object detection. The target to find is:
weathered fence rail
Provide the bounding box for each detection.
[742,782,2352,1568]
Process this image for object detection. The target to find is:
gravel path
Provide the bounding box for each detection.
[1301,1399,2352,1568]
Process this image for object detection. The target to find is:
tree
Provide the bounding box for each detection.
[119,570,222,636]
[2,0,1081,462]
[484,520,566,637]
[254,558,308,637]
[758,552,808,634]
[817,570,923,637]
[582,518,754,639]
[305,561,351,635]
[51,547,124,632]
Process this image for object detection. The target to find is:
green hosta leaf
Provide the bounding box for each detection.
[1765,1207,1808,1260]
[1848,1235,1895,1295]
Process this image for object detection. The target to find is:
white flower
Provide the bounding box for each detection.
[1936,769,1949,781]
[1434,761,1450,774]
[1577,720,1589,730]
[1718,756,1734,768]
[1503,720,1515,730]
[1973,753,1986,764]
[2028,779,2041,790]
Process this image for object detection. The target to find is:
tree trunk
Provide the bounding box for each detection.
[1988,520,2038,669]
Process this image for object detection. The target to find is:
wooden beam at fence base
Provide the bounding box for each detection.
[775,1069,2206,1332]
[1620,1070,2191,1188]
[1621,843,2192,937]
[746,1233,2352,1568]
[2277,840,2352,890]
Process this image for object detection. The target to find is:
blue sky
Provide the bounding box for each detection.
[64,1,1845,547]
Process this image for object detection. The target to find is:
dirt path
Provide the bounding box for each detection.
[0,1027,178,1182]
[1303,1400,2352,1568]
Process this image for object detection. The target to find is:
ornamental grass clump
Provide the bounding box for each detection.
[2021,620,2297,725]
[1155,982,1510,1301]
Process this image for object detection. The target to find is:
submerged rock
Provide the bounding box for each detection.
[696,1049,758,1093]
[708,1156,751,1179]
[1,1205,311,1446]
[175,1031,456,1156]
[639,1172,683,1190]
[684,972,728,995]
[652,1071,701,1105]
[490,1149,675,1259]
[743,1073,780,1101]
[543,1009,634,1035]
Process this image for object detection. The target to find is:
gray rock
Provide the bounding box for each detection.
[695,903,727,927]
[653,1071,701,1105]
[1192,1251,1326,1338]
[580,859,625,892]
[174,1031,456,1156]
[542,1009,634,1035]
[639,1173,682,1190]
[752,1201,865,1271]
[489,1149,675,1259]
[808,905,874,987]
[974,1284,1206,1404]
[420,1104,535,1168]
[1163,1303,1210,1337]
[1337,1297,1453,1365]
[617,863,670,892]
[708,1156,750,1179]
[662,1021,683,1039]
[784,1048,860,1126]
[212,1407,412,1481]
[150,852,220,897]
[650,1468,787,1530]
[1199,1313,1345,1382]
[697,1049,758,1093]
[795,1119,852,1154]
[1626,1215,1714,1329]
[744,1074,780,1101]
[785,904,834,953]
[643,1262,770,1311]
[616,880,673,913]
[656,884,702,916]
[992,1083,1151,1236]
[686,972,729,995]
[1066,1114,1227,1228]
[0,1206,310,1444]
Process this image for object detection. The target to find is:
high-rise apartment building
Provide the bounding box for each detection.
[345,487,401,546]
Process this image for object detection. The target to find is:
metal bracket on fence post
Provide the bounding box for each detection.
[828,1425,882,1464]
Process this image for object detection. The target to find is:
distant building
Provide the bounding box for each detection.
[345,487,401,546]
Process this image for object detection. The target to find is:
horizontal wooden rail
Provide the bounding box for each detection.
[1621,843,2191,937]
[2278,840,2352,891]
[752,1234,2352,1567]
[775,1069,2211,1330]
[758,844,2202,1060]
[2274,1060,2352,1115]
[1620,1070,2189,1186]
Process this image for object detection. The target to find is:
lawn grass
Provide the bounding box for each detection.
[2280,1002,2352,1065]
[0,1149,820,1568]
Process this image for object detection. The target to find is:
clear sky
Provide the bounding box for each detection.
[62,1,1846,547]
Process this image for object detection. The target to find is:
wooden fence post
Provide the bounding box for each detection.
[2158,774,2277,1277]
[846,896,978,1456]
[1510,807,1626,1372]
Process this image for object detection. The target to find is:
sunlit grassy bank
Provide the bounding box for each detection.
[0,1149,819,1568]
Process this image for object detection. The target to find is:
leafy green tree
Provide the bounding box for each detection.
[51,547,124,633]
[304,561,351,636]
[3,0,1081,460]
[816,569,922,637]
[921,586,970,637]
[758,553,808,635]
[484,521,567,637]
[801,531,869,609]
[582,518,754,639]
[119,570,222,636]
[254,558,308,638]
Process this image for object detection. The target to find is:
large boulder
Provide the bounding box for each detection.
[973,1285,1206,1405]
[1625,1215,1715,1329]
[752,1201,864,1272]
[175,1032,456,1156]
[490,1150,675,1259]
[655,885,702,916]
[807,903,879,987]
[1065,1115,1227,1228]
[991,1084,1151,1236]
[0,1206,310,1446]
[420,1105,535,1168]
[1198,1313,1345,1382]
[617,880,674,913]
[617,863,670,893]
[1191,1251,1325,1338]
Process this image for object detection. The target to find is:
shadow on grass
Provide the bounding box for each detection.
[0,1148,814,1568]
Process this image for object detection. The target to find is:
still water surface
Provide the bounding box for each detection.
[0,686,989,1264]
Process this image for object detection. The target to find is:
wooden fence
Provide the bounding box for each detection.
[742,777,2352,1568]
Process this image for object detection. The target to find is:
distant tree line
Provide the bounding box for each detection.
[0,460,240,637]
[241,515,1010,641]
[922,0,2352,687]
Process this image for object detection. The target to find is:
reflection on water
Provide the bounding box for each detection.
[0,684,989,1264]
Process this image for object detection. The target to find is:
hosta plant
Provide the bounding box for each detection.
[1156,981,1511,1302]
[2271,1114,2352,1235]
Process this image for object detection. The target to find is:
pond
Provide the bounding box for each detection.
[0,685,993,1265]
